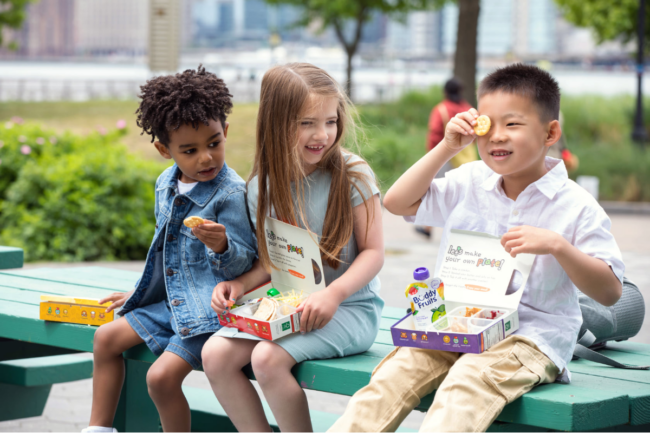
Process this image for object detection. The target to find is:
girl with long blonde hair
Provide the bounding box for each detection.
[201,63,385,431]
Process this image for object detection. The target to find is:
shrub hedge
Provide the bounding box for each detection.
[0,120,167,262]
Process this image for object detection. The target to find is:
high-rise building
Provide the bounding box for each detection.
[441,0,560,58]
[1,0,75,58]
[75,0,148,56]
[218,2,235,34]
[386,11,440,58]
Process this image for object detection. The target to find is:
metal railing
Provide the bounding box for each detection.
[0,78,430,103]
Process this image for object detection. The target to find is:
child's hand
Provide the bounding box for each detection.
[211,280,244,314]
[193,220,228,254]
[501,226,564,258]
[296,289,342,333]
[99,290,133,313]
[443,108,479,152]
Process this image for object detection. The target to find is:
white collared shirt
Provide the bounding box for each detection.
[405,157,625,381]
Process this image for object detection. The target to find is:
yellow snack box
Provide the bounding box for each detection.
[39,295,114,326]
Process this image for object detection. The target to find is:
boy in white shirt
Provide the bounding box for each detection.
[331,63,625,432]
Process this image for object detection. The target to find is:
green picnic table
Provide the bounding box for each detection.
[1,263,650,431]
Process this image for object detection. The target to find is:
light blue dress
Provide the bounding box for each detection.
[247,153,384,363]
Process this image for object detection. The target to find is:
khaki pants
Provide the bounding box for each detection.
[330,335,559,432]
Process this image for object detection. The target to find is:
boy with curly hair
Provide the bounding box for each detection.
[83,66,257,432]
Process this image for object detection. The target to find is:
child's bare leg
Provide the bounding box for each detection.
[202,337,271,432]
[89,317,144,427]
[146,352,194,432]
[251,342,311,432]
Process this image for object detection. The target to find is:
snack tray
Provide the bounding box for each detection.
[390,305,519,354]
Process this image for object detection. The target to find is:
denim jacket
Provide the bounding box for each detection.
[120,163,257,338]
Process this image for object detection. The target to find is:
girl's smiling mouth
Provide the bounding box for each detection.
[305,144,326,155]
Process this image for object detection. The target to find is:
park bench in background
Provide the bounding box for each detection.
[0,261,649,431]
[0,246,23,270]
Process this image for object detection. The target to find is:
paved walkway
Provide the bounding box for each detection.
[2,210,649,431]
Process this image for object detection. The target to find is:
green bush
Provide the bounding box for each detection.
[0,121,167,262]
[358,87,442,190]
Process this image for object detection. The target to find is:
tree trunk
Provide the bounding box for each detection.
[332,11,366,100]
[346,51,353,98]
[453,0,480,108]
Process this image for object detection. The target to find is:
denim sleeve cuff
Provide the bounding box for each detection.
[206,232,236,270]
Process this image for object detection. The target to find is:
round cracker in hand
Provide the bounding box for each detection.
[473,115,491,136]
[184,216,204,228]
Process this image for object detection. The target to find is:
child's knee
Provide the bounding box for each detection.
[93,323,119,357]
[146,364,178,397]
[201,338,229,376]
[250,342,290,385]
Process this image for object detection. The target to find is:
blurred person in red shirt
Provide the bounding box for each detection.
[416,78,474,239]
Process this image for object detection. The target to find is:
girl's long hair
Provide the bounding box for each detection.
[249,63,376,272]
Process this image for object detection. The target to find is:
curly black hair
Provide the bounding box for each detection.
[136,65,233,145]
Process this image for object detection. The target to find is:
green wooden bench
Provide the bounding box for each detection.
[0,352,94,421]
[1,265,649,432]
[0,246,23,270]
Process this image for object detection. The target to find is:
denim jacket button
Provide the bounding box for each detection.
[155,224,159,229]
[167,234,175,242]
[171,299,181,306]
[180,327,190,336]
[174,197,184,206]
[166,268,174,276]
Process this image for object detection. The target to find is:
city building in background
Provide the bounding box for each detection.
[75,0,148,57]
[0,0,631,64]
[1,0,75,58]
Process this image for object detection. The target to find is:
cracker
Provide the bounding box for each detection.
[473,115,491,136]
[183,216,204,228]
[253,297,277,321]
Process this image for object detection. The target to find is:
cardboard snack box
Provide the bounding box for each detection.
[391,229,535,353]
[217,217,326,341]
[40,295,114,326]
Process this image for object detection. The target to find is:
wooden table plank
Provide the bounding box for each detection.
[0,275,123,298]
[0,269,135,292]
[5,266,141,285]
[0,267,645,432]
[0,300,95,352]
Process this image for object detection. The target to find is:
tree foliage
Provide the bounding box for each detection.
[265,0,448,96]
[555,0,650,46]
[0,0,33,48]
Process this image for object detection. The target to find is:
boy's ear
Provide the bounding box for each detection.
[223,121,229,138]
[154,141,173,160]
[544,120,562,149]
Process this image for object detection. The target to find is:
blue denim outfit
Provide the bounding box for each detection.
[120,163,257,368]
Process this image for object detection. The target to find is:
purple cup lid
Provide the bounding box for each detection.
[413,267,430,281]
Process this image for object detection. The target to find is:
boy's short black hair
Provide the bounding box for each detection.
[478,63,560,122]
[136,65,233,145]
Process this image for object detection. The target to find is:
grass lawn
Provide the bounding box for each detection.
[0,100,259,179]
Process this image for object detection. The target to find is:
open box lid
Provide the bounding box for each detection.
[439,229,536,312]
[40,295,105,307]
[240,217,326,302]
